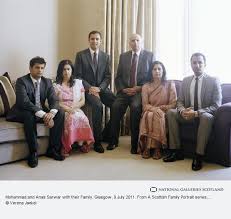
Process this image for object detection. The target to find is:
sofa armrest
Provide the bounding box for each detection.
[213,102,231,166]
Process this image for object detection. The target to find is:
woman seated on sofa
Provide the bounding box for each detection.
[54,60,94,157]
[138,61,177,159]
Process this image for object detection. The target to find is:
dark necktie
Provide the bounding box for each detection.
[93,52,98,77]
[130,53,138,87]
[35,81,41,108]
[194,77,198,111]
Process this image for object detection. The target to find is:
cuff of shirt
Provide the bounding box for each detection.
[35,110,46,118]
[50,109,58,116]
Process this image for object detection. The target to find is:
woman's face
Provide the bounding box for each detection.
[152,64,163,80]
[62,64,72,81]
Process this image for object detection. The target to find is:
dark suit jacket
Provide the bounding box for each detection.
[7,74,59,121]
[74,48,111,91]
[115,50,154,93]
[177,74,222,115]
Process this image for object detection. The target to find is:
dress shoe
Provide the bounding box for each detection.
[46,150,65,161]
[163,151,184,162]
[106,144,118,150]
[28,152,38,168]
[142,149,151,159]
[192,157,203,171]
[94,144,104,153]
[130,148,138,154]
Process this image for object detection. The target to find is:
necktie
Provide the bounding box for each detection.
[93,52,98,72]
[35,81,41,108]
[130,53,138,87]
[194,77,198,111]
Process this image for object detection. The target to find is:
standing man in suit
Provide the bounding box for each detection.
[6,56,65,168]
[74,30,115,153]
[106,33,154,154]
[164,53,222,171]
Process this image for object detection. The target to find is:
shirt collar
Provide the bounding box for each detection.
[89,47,99,55]
[30,74,41,85]
[132,49,141,57]
[193,73,204,80]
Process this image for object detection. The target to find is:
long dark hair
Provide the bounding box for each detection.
[56,60,75,87]
[150,61,167,83]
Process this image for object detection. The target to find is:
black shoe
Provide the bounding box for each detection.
[163,151,184,162]
[130,148,138,154]
[46,150,65,161]
[28,152,38,168]
[192,157,203,171]
[106,144,118,150]
[94,144,104,153]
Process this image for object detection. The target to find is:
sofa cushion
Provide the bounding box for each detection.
[0,117,49,144]
[0,76,16,116]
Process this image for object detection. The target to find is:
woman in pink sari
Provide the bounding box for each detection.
[54,60,94,156]
[138,61,177,159]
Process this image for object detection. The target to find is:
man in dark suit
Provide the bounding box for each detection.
[74,31,115,153]
[6,56,65,168]
[106,33,155,154]
[164,53,222,171]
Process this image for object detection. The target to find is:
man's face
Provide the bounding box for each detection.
[129,34,142,52]
[191,55,206,76]
[30,63,45,80]
[88,33,101,51]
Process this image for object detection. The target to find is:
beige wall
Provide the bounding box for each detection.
[0,0,106,80]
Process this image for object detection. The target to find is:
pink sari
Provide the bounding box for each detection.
[138,81,176,153]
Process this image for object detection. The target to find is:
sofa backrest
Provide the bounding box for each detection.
[171,80,231,105]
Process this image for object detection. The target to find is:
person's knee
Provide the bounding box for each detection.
[130,103,142,114]
[199,113,214,125]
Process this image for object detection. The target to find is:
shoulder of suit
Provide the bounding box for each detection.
[77,48,89,55]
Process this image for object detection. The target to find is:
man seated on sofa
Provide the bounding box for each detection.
[164,52,222,171]
[6,56,65,168]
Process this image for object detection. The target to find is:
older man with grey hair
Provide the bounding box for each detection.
[106,33,155,154]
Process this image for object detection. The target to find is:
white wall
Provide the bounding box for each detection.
[0,0,57,80]
[0,0,106,81]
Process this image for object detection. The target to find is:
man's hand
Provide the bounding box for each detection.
[122,86,141,96]
[159,105,168,112]
[89,86,100,98]
[43,112,55,128]
[181,107,195,120]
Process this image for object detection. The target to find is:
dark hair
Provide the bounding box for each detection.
[56,60,75,87]
[29,56,46,67]
[88,30,102,39]
[190,52,206,64]
[150,61,167,83]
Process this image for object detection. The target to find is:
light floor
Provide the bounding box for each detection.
[0,136,230,180]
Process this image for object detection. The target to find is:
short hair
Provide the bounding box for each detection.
[56,60,75,87]
[29,56,46,68]
[88,30,102,39]
[190,53,206,64]
[150,61,167,83]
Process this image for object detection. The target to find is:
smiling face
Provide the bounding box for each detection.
[191,55,206,76]
[152,63,163,81]
[30,63,45,80]
[88,33,102,51]
[62,64,72,81]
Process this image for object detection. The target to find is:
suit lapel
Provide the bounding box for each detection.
[86,49,96,75]
[201,74,208,104]
[126,51,132,85]
[97,51,103,80]
[136,50,144,83]
[185,76,193,106]
[39,78,45,102]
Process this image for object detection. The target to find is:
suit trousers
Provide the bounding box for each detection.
[167,109,214,155]
[110,92,142,150]
[85,89,115,144]
[14,110,64,155]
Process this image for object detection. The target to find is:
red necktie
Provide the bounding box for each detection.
[130,53,137,87]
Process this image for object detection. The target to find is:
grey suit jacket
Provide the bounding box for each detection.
[115,50,154,93]
[177,74,222,115]
[74,48,111,91]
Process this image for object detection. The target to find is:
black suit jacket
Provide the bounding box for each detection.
[7,74,59,121]
[74,48,111,91]
[115,50,154,93]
